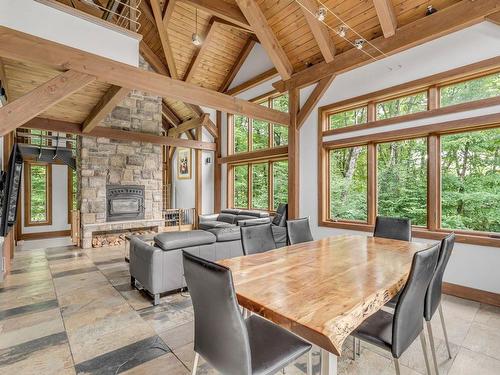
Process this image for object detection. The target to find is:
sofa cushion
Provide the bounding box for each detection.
[237,217,271,226]
[218,212,237,224]
[221,208,241,215]
[244,210,270,218]
[207,226,241,242]
[155,230,216,251]
[198,220,234,230]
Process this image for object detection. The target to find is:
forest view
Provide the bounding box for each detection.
[328,72,499,232]
[29,164,48,223]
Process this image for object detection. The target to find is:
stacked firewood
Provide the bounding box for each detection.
[92,229,156,248]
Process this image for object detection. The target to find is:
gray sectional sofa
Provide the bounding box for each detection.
[129,206,288,304]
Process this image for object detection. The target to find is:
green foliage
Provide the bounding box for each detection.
[441,72,500,107]
[376,91,428,120]
[329,106,367,129]
[252,163,269,209]
[234,165,248,208]
[252,120,269,150]
[272,94,289,112]
[329,146,367,221]
[30,165,48,222]
[234,115,248,153]
[441,128,500,232]
[377,138,428,226]
[273,125,288,147]
[273,160,288,210]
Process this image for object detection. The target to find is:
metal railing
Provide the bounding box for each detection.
[81,0,142,32]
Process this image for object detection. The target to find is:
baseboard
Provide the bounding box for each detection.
[443,282,500,307]
[18,230,72,241]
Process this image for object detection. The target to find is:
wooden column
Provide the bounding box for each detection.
[428,135,441,230]
[195,127,203,227]
[288,88,299,219]
[214,111,222,212]
[367,143,377,225]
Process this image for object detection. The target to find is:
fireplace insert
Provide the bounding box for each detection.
[106,185,145,222]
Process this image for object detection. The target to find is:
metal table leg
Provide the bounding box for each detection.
[321,349,338,375]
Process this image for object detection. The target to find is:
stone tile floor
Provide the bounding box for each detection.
[1,242,500,374]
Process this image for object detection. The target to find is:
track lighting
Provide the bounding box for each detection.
[426,5,438,15]
[192,33,202,46]
[354,39,365,50]
[337,25,347,38]
[315,7,327,22]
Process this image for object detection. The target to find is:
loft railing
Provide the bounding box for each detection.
[83,0,142,32]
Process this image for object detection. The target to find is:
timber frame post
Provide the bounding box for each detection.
[287,88,300,219]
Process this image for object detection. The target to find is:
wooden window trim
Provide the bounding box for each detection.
[67,168,73,224]
[24,162,52,227]
[320,61,500,136]
[319,122,500,247]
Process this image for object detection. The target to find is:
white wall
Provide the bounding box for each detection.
[20,164,71,234]
[221,21,500,293]
[0,0,140,66]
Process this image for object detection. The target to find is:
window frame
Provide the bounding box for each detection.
[227,91,289,155]
[227,157,288,212]
[24,161,52,227]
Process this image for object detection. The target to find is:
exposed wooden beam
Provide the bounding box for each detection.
[0,26,290,125]
[163,0,176,24]
[297,75,335,129]
[212,17,254,35]
[139,41,169,76]
[235,0,293,80]
[487,11,500,25]
[151,0,178,79]
[162,101,181,126]
[183,19,218,82]
[0,58,10,99]
[195,126,203,224]
[0,70,95,136]
[287,87,299,219]
[82,85,129,133]
[203,118,218,138]
[373,0,398,38]
[225,68,279,96]
[299,0,336,63]
[219,38,256,92]
[214,110,222,212]
[168,114,209,136]
[273,0,500,91]
[178,0,251,31]
[24,117,216,150]
[218,145,287,164]
[138,0,155,23]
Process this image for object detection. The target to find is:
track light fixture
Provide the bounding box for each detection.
[337,25,347,38]
[192,8,202,46]
[315,7,327,22]
[354,39,365,50]
[426,5,438,15]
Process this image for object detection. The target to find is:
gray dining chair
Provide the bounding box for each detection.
[373,216,412,241]
[240,223,277,255]
[182,251,312,375]
[287,217,314,245]
[352,243,440,375]
[385,233,455,375]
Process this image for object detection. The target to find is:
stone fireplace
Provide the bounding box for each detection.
[78,58,165,248]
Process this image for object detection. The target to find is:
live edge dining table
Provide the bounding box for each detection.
[218,234,433,375]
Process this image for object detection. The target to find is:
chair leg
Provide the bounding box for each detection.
[356,338,361,356]
[153,293,160,306]
[307,350,312,375]
[192,352,199,375]
[439,303,453,359]
[426,320,440,375]
[130,276,135,287]
[420,332,432,375]
[394,358,401,375]
[352,336,356,360]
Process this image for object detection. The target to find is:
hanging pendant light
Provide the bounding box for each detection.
[192,8,202,46]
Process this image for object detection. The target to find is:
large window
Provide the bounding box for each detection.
[441,128,500,232]
[329,146,367,221]
[377,138,427,226]
[230,159,288,211]
[440,72,500,107]
[231,93,289,154]
[376,91,428,120]
[329,106,368,130]
[24,162,52,226]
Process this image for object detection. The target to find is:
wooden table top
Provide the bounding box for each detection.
[218,235,433,356]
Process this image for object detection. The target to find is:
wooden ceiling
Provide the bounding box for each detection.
[2,0,494,130]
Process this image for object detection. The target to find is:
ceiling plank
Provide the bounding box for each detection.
[138,0,155,23]
[0,26,290,125]
[151,0,178,79]
[225,67,279,96]
[82,85,129,133]
[0,58,10,99]
[168,113,209,136]
[0,70,95,136]
[273,0,500,92]
[163,0,176,24]
[373,0,398,38]
[178,0,251,31]
[297,75,335,129]
[235,0,293,80]
[162,101,182,126]
[183,19,218,82]
[139,41,169,75]
[299,0,336,63]
[219,38,256,92]
[24,117,216,150]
